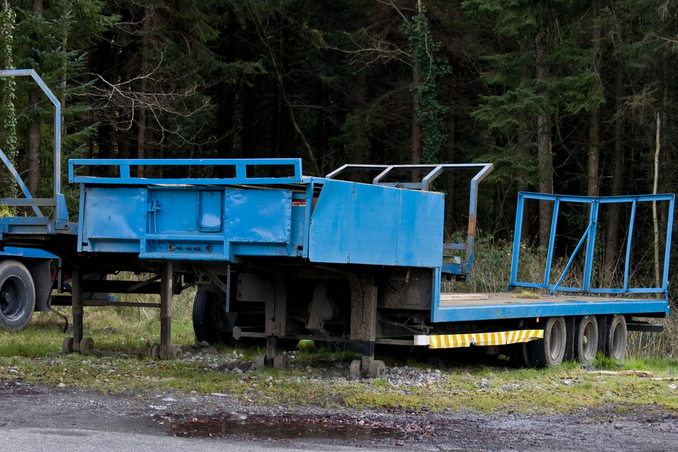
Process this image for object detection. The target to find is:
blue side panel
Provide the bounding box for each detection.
[224,189,291,243]
[310,180,398,265]
[148,190,201,234]
[79,184,298,261]
[0,246,57,259]
[199,191,222,232]
[432,299,669,323]
[308,180,354,263]
[308,179,443,267]
[397,190,444,267]
[79,187,146,253]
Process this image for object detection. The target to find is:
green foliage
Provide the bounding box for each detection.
[0,6,17,198]
[402,3,451,163]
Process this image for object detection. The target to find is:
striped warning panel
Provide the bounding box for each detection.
[428,329,544,349]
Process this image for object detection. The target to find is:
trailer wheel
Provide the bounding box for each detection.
[574,316,598,364]
[604,315,627,360]
[192,289,230,344]
[0,260,36,331]
[507,343,532,368]
[528,316,567,367]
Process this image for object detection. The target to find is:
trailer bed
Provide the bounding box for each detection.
[435,292,669,322]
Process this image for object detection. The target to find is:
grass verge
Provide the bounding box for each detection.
[2,307,678,415]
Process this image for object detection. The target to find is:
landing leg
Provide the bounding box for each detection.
[151,262,181,359]
[62,271,94,354]
[160,262,172,349]
[72,271,83,348]
[254,272,289,370]
[348,274,385,378]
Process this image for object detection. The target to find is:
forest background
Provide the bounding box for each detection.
[0,0,676,298]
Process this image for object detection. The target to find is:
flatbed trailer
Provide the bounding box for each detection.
[0,70,674,376]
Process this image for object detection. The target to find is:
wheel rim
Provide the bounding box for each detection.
[581,319,596,361]
[0,276,27,320]
[548,319,565,361]
[612,322,624,352]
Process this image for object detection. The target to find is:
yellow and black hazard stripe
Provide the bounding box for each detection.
[427,329,544,349]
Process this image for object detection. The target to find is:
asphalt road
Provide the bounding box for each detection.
[2,379,678,451]
[0,428,409,452]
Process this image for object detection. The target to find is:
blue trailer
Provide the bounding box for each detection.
[0,70,674,375]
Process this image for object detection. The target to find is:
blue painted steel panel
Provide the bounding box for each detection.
[224,189,291,243]
[78,184,296,260]
[79,187,146,253]
[397,190,444,267]
[0,247,57,259]
[308,179,443,267]
[147,190,201,234]
[199,191,222,232]
[432,299,669,323]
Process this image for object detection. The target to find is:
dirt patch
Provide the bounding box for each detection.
[2,378,677,450]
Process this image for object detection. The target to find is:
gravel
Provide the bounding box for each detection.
[2,345,678,451]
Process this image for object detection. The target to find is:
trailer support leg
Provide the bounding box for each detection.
[348,274,385,379]
[254,272,289,370]
[160,262,172,348]
[72,271,83,346]
[151,262,181,360]
[62,271,94,354]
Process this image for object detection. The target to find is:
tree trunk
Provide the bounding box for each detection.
[536,30,553,249]
[136,7,151,178]
[603,55,625,286]
[411,59,422,182]
[27,88,40,196]
[27,0,43,196]
[587,0,602,197]
[136,73,147,178]
[444,74,456,234]
[517,128,531,244]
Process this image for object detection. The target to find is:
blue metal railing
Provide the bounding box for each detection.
[0,69,67,220]
[69,158,303,185]
[509,192,675,298]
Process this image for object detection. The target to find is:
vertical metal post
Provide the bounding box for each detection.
[543,197,561,288]
[582,199,600,291]
[160,262,173,348]
[509,193,525,287]
[71,271,83,345]
[623,198,637,293]
[662,196,675,294]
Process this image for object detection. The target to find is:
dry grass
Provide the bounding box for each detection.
[628,313,678,359]
[446,236,678,359]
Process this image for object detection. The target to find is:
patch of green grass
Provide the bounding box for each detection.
[2,298,678,414]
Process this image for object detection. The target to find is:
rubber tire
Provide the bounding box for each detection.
[605,315,627,361]
[574,316,598,364]
[507,342,532,368]
[192,289,230,344]
[528,316,567,367]
[0,260,36,331]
